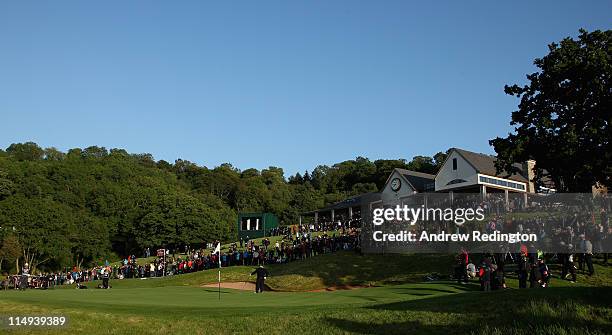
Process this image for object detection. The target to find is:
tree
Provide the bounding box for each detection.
[373,159,410,189]
[69,212,111,269]
[0,234,21,274]
[6,142,44,161]
[0,196,73,272]
[433,151,449,170]
[0,140,451,270]
[490,29,611,192]
[82,146,108,159]
[351,182,378,195]
[0,171,14,200]
[156,160,173,172]
[302,170,312,183]
[288,172,303,185]
[407,156,436,174]
[44,147,66,161]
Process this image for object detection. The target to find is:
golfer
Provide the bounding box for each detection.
[250,265,269,293]
[20,263,30,290]
[102,267,110,289]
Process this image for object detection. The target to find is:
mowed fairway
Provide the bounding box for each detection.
[0,283,475,334]
[1,253,611,335]
[0,283,468,312]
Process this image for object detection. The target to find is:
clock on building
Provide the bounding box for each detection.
[390,178,401,192]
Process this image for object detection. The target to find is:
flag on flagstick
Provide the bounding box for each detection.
[215,242,221,300]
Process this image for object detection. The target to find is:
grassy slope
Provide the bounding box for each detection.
[95,251,611,292]
[94,252,455,291]
[1,256,610,335]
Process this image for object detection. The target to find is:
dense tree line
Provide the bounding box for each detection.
[0,142,445,272]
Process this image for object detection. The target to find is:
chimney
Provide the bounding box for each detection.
[522,160,536,193]
[592,182,608,195]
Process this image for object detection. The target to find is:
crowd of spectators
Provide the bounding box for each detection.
[454,200,610,291]
[267,218,362,237]
[3,195,609,291]
[2,228,360,290]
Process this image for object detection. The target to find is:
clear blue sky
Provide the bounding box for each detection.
[0,1,609,176]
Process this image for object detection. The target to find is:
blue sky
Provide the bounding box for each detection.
[0,1,609,176]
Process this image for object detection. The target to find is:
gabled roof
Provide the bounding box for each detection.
[452,148,527,182]
[387,168,436,192]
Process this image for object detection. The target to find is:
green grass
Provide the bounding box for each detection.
[1,283,609,335]
[1,255,610,335]
[88,251,455,291]
[101,251,611,292]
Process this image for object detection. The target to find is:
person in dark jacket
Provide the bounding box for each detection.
[456,249,469,284]
[479,258,491,292]
[581,236,595,276]
[250,265,269,293]
[528,259,539,288]
[566,252,577,283]
[537,258,550,288]
[517,253,529,288]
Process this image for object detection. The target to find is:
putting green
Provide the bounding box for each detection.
[1,259,610,334]
[1,281,610,335]
[0,282,470,315]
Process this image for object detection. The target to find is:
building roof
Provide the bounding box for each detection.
[394,168,436,192]
[452,148,528,182]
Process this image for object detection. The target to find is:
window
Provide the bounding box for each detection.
[240,217,261,231]
[479,176,526,191]
[452,158,457,170]
[447,179,467,185]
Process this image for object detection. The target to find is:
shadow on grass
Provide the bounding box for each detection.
[369,286,611,313]
[324,318,465,335]
[268,252,455,288]
[434,282,481,291]
[395,283,480,294]
[325,286,612,335]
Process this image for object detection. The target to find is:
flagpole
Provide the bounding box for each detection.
[217,242,221,300]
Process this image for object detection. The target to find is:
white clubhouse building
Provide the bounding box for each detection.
[435,147,535,196]
[304,147,550,224]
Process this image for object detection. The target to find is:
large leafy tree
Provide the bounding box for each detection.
[6,142,44,161]
[0,234,21,274]
[0,196,74,272]
[490,29,611,192]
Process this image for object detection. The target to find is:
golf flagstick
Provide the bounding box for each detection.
[214,242,221,300]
